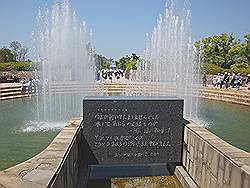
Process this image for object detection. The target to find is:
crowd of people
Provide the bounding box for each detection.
[202,72,250,91]
[2,69,250,94]
[20,77,43,95]
[0,73,19,83]
[97,68,124,82]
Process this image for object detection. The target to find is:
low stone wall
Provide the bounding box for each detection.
[183,121,250,188]
[199,87,250,106]
[48,118,83,188]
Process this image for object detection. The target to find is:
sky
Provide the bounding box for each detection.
[0,0,250,59]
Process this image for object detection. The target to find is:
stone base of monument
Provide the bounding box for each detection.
[87,163,179,188]
[89,163,170,178]
[81,96,184,187]
[79,163,180,187]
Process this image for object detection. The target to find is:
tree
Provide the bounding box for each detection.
[19,47,29,61]
[116,53,139,74]
[227,43,245,65]
[116,55,130,70]
[230,63,250,75]
[0,47,15,62]
[8,41,29,61]
[195,33,250,76]
[195,33,242,69]
[9,41,21,61]
[131,53,139,61]
[94,53,112,71]
[243,34,250,66]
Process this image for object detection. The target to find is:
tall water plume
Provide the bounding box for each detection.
[31,0,96,122]
[135,0,199,119]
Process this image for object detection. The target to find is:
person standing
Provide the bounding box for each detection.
[212,75,217,87]
[224,73,230,89]
[202,72,207,87]
[20,78,26,94]
[107,68,113,82]
[35,77,41,94]
[114,69,120,80]
[101,69,108,80]
[235,73,242,91]
[96,70,101,81]
[119,69,124,77]
[246,74,250,90]
[27,78,33,96]
[12,74,17,83]
[219,73,224,89]
[216,73,221,88]
[230,73,236,88]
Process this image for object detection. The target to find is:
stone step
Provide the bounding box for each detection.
[0,91,22,97]
[0,88,22,93]
[0,94,28,100]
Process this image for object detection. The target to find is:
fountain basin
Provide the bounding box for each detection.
[0,118,249,188]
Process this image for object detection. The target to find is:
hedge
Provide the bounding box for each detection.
[0,62,39,71]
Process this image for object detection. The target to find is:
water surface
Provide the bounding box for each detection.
[0,97,249,171]
[0,97,63,170]
[198,99,250,152]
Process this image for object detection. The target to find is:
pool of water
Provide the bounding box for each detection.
[197,99,250,152]
[0,97,249,171]
[0,97,64,170]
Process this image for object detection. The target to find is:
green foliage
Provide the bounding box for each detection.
[0,41,33,72]
[243,34,250,65]
[116,56,131,70]
[125,59,138,74]
[195,33,241,69]
[131,53,139,61]
[230,63,250,76]
[9,41,22,61]
[0,48,15,62]
[116,53,139,74]
[201,63,230,75]
[94,53,112,70]
[228,43,245,64]
[196,33,250,75]
[0,62,36,72]
[3,41,29,62]
[0,41,29,63]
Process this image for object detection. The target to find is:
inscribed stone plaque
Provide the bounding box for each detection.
[82,96,184,165]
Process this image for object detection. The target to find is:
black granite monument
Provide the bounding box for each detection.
[81,96,184,187]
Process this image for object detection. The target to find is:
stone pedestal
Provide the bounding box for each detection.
[81,96,184,187]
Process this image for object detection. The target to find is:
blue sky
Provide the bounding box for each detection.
[0,0,250,59]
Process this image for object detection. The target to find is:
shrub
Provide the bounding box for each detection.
[201,63,230,75]
[230,63,250,76]
[0,62,37,72]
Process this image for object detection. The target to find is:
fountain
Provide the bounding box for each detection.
[31,0,96,122]
[135,0,199,119]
